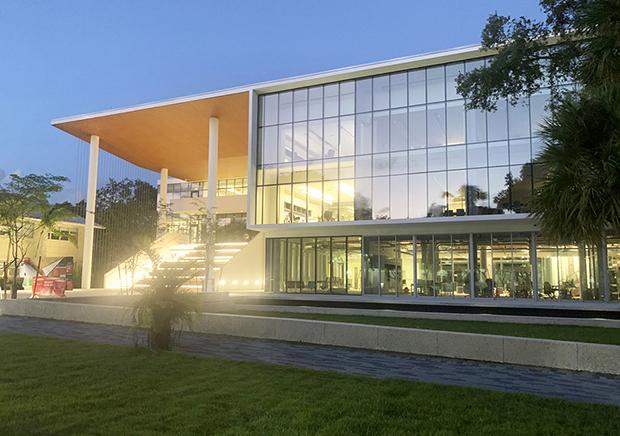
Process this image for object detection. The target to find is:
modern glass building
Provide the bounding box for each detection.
[53,45,619,304]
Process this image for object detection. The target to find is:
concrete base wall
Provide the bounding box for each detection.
[1,300,618,375]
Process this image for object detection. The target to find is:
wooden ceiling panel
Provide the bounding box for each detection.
[54,91,249,181]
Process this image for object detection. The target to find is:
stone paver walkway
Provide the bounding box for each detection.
[1,315,619,406]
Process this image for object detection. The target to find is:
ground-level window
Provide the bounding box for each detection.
[265,233,619,301]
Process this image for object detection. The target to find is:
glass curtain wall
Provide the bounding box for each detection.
[267,234,617,301]
[256,58,553,224]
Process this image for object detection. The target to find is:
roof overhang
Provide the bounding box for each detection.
[53,91,249,181]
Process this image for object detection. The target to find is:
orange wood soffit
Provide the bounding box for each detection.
[54,91,249,181]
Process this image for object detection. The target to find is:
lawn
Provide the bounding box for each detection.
[233,310,620,345]
[0,334,618,435]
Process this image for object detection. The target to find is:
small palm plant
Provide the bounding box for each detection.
[132,262,202,351]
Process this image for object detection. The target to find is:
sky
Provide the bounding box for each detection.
[0,0,545,202]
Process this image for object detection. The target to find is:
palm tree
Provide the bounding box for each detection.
[533,85,620,246]
[132,262,202,350]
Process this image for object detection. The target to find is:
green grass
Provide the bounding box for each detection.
[0,334,618,435]
[233,310,620,345]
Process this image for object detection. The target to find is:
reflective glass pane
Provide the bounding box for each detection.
[473,233,493,297]
[447,145,466,170]
[263,94,278,126]
[372,176,390,219]
[263,164,277,185]
[323,158,338,180]
[278,162,292,184]
[355,113,372,155]
[427,103,446,146]
[292,161,306,183]
[339,179,354,221]
[323,117,338,158]
[467,168,489,214]
[316,237,331,293]
[488,141,509,167]
[339,115,355,156]
[355,154,372,178]
[409,149,427,173]
[364,236,380,294]
[292,122,307,161]
[278,124,293,163]
[446,62,464,100]
[307,119,322,160]
[293,89,308,122]
[307,160,322,182]
[390,175,408,219]
[390,72,408,108]
[372,110,390,153]
[354,177,372,220]
[277,184,292,223]
[409,173,427,218]
[301,238,316,292]
[372,153,390,176]
[488,166,511,213]
[373,75,390,110]
[508,98,530,139]
[380,237,398,295]
[427,172,446,217]
[339,157,354,179]
[487,100,508,141]
[530,89,550,135]
[467,142,487,168]
[323,180,338,221]
[323,84,339,118]
[263,185,277,224]
[279,91,293,124]
[292,183,307,223]
[510,164,532,213]
[340,81,355,115]
[466,108,487,143]
[307,181,322,222]
[308,86,323,120]
[390,151,408,175]
[331,237,347,293]
[446,100,465,145]
[355,78,372,113]
[408,70,426,105]
[447,170,467,215]
[408,106,426,149]
[416,236,434,296]
[347,237,362,294]
[509,138,531,165]
[263,126,278,164]
[427,147,446,172]
[426,66,445,103]
[390,108,407,151]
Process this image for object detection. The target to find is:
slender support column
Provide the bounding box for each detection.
[206,117,219,292]
[81,135,99,289]
[531,232,539,301]
[158,168,169,231]
[469,233,475,298]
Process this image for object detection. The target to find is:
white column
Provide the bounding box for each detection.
[159,168,169,230]
[207,117,219,213]
[206,117,219,292]
[81,135,99,289]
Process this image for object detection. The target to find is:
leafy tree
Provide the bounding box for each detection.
[456,0,620,245]
[0,174,70,298]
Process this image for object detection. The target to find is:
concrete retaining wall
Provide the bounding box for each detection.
[1,300,618,375]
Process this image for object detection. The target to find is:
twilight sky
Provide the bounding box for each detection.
[0,0,544,201]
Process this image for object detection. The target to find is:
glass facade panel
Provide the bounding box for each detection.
[340,81,355,115]
[257,58,553,224]
[372,176,390,219]
[426,66,445,103]
[373,76,390,110]
[294,89,308,122]
[408,70,426,105]
[266,233,616,302]
[390,175,408,219]
[301,238,316,292]
[354,178,372,220]
[390,108,407,151]
[390,72,408,108]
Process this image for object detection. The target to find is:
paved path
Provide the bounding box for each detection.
[1,315,619,406]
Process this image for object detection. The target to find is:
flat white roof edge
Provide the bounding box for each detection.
[51,43,482,126]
